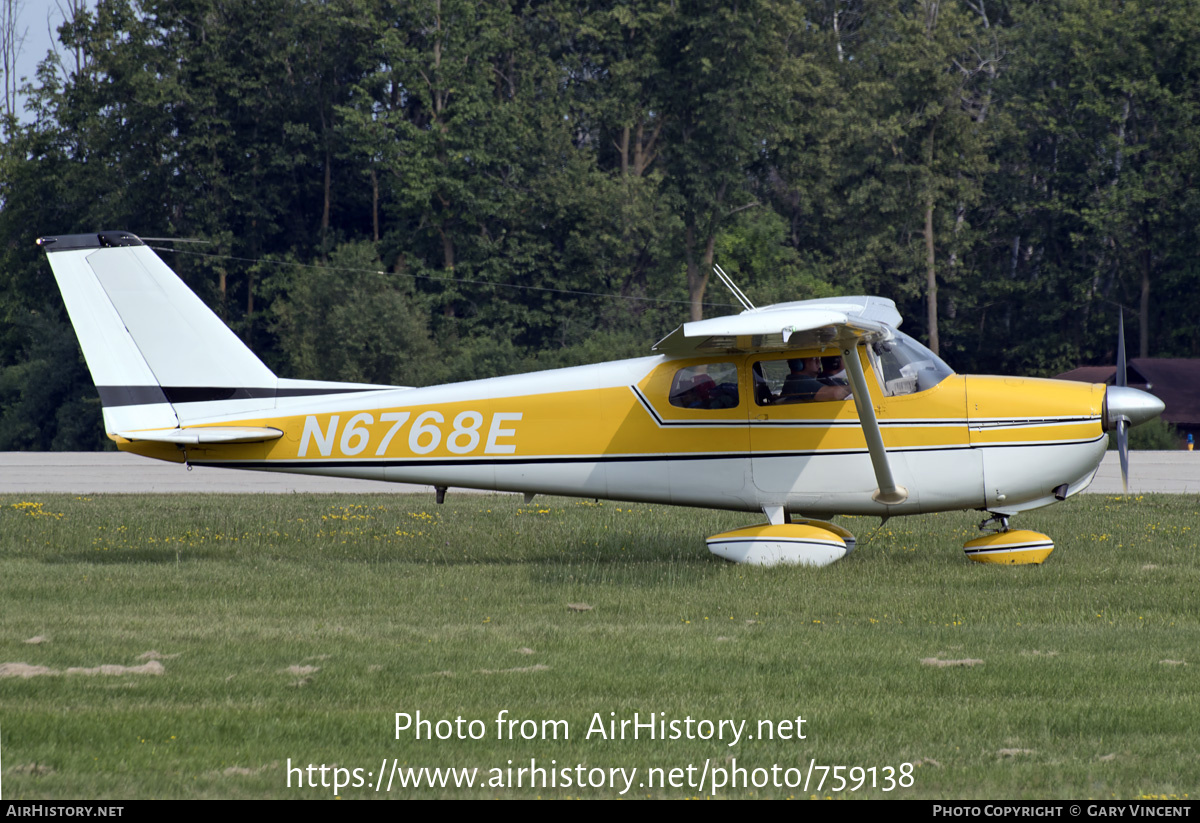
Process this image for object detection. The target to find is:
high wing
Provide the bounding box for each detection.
[652,296,903,356]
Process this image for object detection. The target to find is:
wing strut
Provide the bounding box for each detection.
[842,342,908,505]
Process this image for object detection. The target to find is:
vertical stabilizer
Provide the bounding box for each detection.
[39,231,277,434]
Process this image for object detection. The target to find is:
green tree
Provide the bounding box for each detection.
[977,0,1200,373]
[835,0,998,353]
[656,0,803,321]
[0,0,179,449]
[265,241,441,386]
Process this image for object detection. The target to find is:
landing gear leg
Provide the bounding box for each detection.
[977,513,1011,534]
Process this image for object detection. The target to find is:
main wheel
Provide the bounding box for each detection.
[707,523,848,567]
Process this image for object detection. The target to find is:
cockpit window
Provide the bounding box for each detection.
[869,330,954,396]
[752,356,851,405]
[669,363,740,409]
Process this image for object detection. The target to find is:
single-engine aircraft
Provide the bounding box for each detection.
[38,231,1165,567]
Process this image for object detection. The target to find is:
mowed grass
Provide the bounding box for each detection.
[0,492,1197,800]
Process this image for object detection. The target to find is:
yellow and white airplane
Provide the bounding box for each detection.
[39,230,1165,567]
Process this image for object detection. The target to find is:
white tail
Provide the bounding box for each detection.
[40,231,278,434]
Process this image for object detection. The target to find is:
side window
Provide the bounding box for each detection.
[753,360,792,405]
[669,363,740,410]
[752,356,851,405]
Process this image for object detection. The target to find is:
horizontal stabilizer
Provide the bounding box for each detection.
[114,427,284,445]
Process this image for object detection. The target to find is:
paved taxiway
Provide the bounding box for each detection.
[1,451,1196,495]
[0,451,429,494]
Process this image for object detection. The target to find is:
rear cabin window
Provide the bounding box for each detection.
[669,363,740,410]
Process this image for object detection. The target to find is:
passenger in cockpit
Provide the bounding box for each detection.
[820,355,849,386]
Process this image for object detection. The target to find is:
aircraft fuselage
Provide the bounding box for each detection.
[118,353,1108,519]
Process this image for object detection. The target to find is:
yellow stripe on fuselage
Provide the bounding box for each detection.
[114,358,1105,465]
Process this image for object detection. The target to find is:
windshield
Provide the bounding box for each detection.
[869,330,954,396]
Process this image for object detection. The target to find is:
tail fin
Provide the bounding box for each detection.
[39,231,277,434]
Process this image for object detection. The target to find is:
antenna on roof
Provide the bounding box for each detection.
[713,263,756,312]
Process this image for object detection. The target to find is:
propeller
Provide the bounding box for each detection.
[1105,310,1165,493]
[1116,310,1129,492]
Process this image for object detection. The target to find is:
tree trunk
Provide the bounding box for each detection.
[1140,223,1151,358]
[832,6,843,61]
[684,222,711,323]
[632,120,661,177]
[924,118,939,355]
[371,168,379,243]
[925,194,939,354]
[438,223,455,271]
[246,270,254,344]
[322,146,332,237]
[1,0,22,126]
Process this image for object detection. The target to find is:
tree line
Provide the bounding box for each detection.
[2,0,1198,450]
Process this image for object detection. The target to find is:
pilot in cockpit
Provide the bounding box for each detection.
[777,357,850,403]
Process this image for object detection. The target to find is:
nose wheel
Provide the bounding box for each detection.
[964,513,1053,565]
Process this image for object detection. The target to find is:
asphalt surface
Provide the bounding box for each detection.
[1084,450,1200,494]
[1,451,1196,495]
[0,451,430,495]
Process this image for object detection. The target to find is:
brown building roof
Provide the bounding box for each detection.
[1056,359,1200,429]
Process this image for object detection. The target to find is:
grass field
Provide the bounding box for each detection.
[1,492,1197,799]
